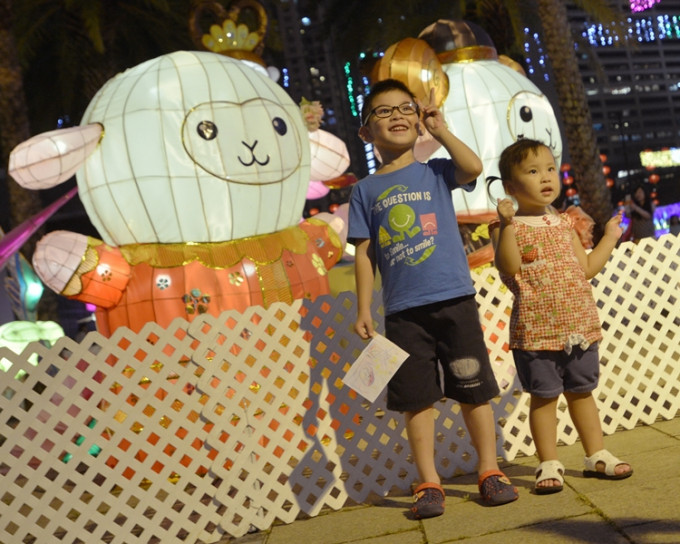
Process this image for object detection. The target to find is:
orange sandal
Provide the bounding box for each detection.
[411,482,445,519]
[478,470,518,506]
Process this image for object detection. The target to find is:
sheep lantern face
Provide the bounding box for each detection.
[79,51,310,246]
[183,99,303,184]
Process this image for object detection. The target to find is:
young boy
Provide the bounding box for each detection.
[490,138,633,494]
[347,79,518,519]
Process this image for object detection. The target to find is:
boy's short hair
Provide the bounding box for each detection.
[498,138,550,186]
[361,79,417,125]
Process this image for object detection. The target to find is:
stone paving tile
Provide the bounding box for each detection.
[220,531,268,544]
[653,417,680,437]
[351,530,426,544]
[265,503,416,544]
[599,423,679,455]
[584,474,680,529]
[437,514,631,544]
[421,484,593,543]
[623,519,680,544]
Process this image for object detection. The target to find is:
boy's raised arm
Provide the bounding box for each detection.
[418,88,482,186]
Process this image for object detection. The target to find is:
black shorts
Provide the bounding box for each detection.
[384,295,500,412]
[512,343,600,398]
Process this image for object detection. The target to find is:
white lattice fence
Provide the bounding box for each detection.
[0,235,678,542]
[0,322,234,544]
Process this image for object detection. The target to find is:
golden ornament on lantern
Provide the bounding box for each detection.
[498,55,526,76]
[371,37,449,109]
[190,0,268,67]
[418,19,499,64]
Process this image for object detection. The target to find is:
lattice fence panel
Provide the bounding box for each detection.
[0,321,231,544]
[594,235,680,429]
[0,235,678,542]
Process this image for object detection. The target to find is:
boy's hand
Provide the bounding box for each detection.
[354,311,375,340]
[497,198,516,225]
[418,88,447,135]
[604,209,624,240]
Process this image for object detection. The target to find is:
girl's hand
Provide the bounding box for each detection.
[497,197,516,225]
[604,209,624,239]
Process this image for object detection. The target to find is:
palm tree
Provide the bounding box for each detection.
[14,0,194,134]
[532,0,626,236]
[0,0,43,258]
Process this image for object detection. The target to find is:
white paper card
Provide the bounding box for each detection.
[343,334,409,402]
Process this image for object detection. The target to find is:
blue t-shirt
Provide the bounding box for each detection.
[348,159,475,315]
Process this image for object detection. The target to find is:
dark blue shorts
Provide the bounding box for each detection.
[512,343,600,398]
[384,295,500,412]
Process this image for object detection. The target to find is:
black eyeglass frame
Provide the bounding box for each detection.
[361,102,420,126]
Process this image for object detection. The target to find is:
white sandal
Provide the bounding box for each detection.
[583,449,633,480]
[535,459,565,495]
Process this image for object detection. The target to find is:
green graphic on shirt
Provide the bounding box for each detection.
[375,184,436,267]
[377,185,409,200]
[378,226,391,247]
[405,245,435,265]
[389,204,421,242]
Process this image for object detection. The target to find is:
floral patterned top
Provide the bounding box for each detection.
[491,213,602,352]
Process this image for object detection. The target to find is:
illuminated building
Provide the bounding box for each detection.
[268,1,368,180]
[524,0,680,205]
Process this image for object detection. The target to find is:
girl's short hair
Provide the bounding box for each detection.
[361,79,416,125]
[498,138,550,184]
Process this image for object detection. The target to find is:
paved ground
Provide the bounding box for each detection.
[221,417,680,543]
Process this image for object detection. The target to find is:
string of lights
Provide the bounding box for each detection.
[630,0,662,13]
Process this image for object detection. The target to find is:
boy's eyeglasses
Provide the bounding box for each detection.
[362,102,419,125]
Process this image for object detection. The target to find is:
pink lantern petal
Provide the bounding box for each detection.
[307,180,330,200]
[32,230,90,293]
[9,124,102,189]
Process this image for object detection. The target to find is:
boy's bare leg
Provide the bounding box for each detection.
[460,402,500,475]
[405,406,439,484]
[529,395,561,489]
[461,402,518,505]
[564,391,631,476]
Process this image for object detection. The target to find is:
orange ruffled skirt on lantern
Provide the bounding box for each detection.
[66,220,343,336]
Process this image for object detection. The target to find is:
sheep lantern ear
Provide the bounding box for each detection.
[9,123,103,189]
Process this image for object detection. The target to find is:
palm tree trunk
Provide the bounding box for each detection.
[0,0,59,322]
[0,0,44,259]
[536,0,613,240]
